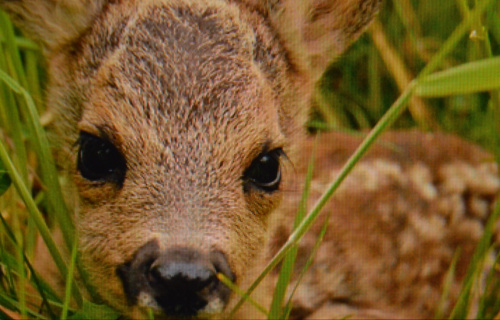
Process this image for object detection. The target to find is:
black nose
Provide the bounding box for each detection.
[148,249,220,316]
[117,241,235,317]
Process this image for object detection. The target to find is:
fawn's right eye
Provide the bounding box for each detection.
[77,132,126,184]
[243,148,282,192]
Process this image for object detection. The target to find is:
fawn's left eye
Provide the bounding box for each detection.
[77,132,127,184]
[243,149,282,192]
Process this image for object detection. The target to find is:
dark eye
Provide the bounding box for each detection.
[243,149,282,192]
[77,132,126,184]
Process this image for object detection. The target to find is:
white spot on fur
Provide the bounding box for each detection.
[408,212,446,242]
[409,163,437,201]
[469,195,489,219]
[199,297,224,315]
[137,291,160,309]
[332,159,406,193]
[439,161,499,196]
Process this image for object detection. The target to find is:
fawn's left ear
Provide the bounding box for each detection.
[0,0,107,54]
[246,0,382,80]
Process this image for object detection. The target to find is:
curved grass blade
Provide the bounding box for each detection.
[61,238,78,320]
[0,68,75,250]
[434,249,460,319]
[0,15,100,303]
[0,166,11,197]
[217,273,268,317]
[476,250,500,319]
[450,199,500,319]
[0,295,47,320]
[282,214,329,319]
[416,57,500,97]
[0,138,80,304]
[268,136,318,319]
[0,214,59,318]
[67,300,124,320]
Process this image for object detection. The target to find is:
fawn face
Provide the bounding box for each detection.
[1,0,380,317]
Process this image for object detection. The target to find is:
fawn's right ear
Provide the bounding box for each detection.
[0,0,106,53]
[245,0,382,81]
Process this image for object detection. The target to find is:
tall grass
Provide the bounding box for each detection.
[0,0,499,319]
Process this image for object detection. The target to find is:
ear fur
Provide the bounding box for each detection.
[0,0,106,53]
[244,0,382,80]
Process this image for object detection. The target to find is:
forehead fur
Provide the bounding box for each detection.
[74,0,286,174]
[66,1,286,195]
[43,0,311,179]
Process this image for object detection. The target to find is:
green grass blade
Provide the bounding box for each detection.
[450,199,500,319]
[24,50,42,106]
[476,250,500,319]
[0,12,28,89]
[61,238,78,320]
[147,308,154,320]
[0,247,17,299]
[268,136,318,319]
[0,295,47,320]
[0,68,75,250]
[0,34,39,51]
[0,166,11,196]
[67,300,120,320]
[282,214,329,319]
[416,57,500,97]
[0,192,62,304]
[0,67,98,304]
[0,214,26,319]
[435,249,461,319]
[419,0,496,78]
[0,208,62,307]
[0,219,59,318]
[0,39,29,185]
[0,138,81,304]
[0,15,103,304]
[217,273,269,317]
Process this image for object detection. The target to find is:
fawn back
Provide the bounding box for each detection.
[267,131,498,319]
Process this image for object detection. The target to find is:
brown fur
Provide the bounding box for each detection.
[1,0,498,319]
[266,131,498,319]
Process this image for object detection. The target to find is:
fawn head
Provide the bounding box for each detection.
[1,0,380,317]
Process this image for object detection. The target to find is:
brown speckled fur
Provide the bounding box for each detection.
[1,0,499,319]
[267,131,498,319]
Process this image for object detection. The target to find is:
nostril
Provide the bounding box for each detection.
[210,251,235,283]
[116,240,160,306]
[209,250,235,304]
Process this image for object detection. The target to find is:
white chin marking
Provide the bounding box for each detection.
[136,291,224,317]
[137,291,160,310]
[200,297,224,315]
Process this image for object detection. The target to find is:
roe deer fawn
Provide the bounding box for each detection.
[1,0,499,319]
